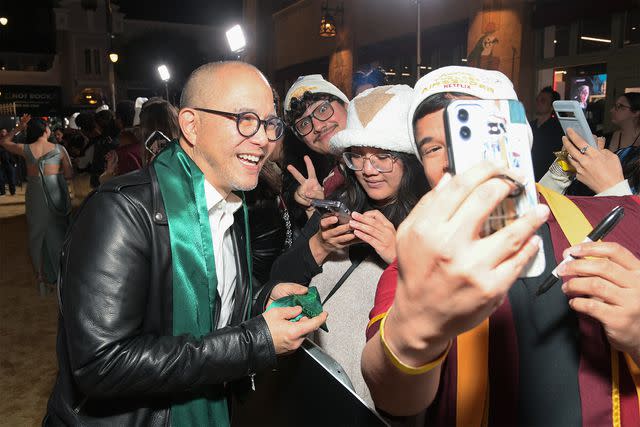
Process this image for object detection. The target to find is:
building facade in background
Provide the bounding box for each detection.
[245,0,640,132]
[0,0,226,117]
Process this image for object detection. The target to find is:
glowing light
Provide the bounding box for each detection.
[226,25,246,52]
[157,65,170,82]
[580,36,611,43]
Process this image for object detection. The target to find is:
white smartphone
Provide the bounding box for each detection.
[552,100,597,147]
[444,99,546,278]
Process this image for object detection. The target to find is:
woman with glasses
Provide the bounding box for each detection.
[270,85,427,405]
[540,92,640,195]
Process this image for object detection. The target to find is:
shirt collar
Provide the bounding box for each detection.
[203,180,243,215]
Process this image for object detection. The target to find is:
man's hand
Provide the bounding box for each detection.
[559,241,640,363]
[309,215,358,265]
[262,306,328,355]
[287,155,325,217]
[564,128,624,194]
[266,282,309,309]
[350,210,396,264]
[386,163,549,367]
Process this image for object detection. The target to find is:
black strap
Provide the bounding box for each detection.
[321,256,364,305]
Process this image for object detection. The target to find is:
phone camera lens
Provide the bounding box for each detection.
[460,126,471,140]
[457,109,469,122]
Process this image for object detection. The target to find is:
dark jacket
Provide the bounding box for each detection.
[44,166,278,426]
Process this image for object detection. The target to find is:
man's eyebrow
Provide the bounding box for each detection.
[417,136,433,149]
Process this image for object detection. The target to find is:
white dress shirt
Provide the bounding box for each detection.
[203,180,243,328]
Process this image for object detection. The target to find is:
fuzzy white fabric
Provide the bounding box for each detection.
[408,66,533,161]
[284,74,349,113]
[329,84,415,155]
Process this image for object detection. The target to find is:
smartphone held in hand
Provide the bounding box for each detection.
[310,199,352,224]
[444,99,545,277]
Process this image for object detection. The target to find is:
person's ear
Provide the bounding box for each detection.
[179,108,198,146]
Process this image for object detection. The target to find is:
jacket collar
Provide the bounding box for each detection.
[149,164,168,225]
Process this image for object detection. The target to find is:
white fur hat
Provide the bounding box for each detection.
[329,84,415,155]
[408,66,532,161]
[284,74,349,114]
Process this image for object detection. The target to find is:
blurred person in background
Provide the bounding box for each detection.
[0,127,18,196]
[530,86,564,181]
[352,66,388,96]
[0,115,72,293]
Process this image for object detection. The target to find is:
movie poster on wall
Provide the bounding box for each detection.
[467,8,522,86]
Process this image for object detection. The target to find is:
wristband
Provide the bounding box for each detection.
[379,314,451,376]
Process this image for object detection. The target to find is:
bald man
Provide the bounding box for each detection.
[44,62,328,427]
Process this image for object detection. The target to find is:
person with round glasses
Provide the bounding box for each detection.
[281,75,350,236]
[270,85,427,405]
[43,61,328,427]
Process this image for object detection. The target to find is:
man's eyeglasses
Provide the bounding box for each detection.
[294,101,335,136]
[342,152,397,173]
[193,107,284,141]
[614,103,632,111]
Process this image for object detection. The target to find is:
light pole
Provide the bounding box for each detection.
[416,0,421,80]
[109,52,118,110]
[158,65,170,101]
[226,24,246,58]
[0,17,8,26]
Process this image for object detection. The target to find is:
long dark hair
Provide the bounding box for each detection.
[622,146,640,192]
[335,151,428,228]
[620,92,640,127]
[26,118,48,144]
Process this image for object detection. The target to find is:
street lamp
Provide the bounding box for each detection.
[0,17,7,26]
[226,24,246,53]
[108,52,118,109]
[158,64,170,101]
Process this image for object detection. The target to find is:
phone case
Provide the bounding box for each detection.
[310,199,352,224]
[552,100,597,147]
[444,99,545,278]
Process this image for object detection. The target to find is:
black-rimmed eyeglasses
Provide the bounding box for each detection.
[193,107,284,141]
[294,101,335,136]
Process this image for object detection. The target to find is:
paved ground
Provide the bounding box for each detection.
[0,175,92,425]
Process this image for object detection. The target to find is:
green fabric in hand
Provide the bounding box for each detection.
[267,286,328,332]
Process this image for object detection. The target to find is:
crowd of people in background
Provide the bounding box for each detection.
[2,60,640,426]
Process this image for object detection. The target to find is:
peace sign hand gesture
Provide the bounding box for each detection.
[287,155,325,217]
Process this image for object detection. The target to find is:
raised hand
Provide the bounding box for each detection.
[564,128,624,194]
[385,163,548,367]
[18,113,31,130]
[559,241,640,363]
[287,155,325,217]
[350,210,396,264]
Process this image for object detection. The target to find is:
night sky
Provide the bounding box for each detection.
[0,0,243,54]
[116,0,242,27]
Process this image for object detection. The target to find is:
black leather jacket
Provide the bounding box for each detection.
[44,166,278,426]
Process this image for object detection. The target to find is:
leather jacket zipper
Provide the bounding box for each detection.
[73,396,88,414]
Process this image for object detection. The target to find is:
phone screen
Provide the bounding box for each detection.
[444,99,545,277]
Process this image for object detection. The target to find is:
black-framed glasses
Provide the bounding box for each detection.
[193,107,284,141]
[342,152,397,173]
[614,103,631,111]
[294,101,335,136]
